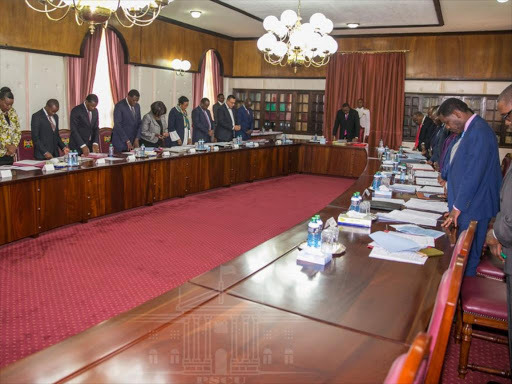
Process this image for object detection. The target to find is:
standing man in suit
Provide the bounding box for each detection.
[31,99,69,160]
[192,98,214,144]
[0,88,21,165]
[69,94,100,155]
[412,111,435,152]
[485,84,512,371]
[236,99,254,141]
[212,93,224,126]
[332,103,360,141]
[440,98,501,276]
[355,98,370,142]
[215,95,240,142]
[112,89,141,152]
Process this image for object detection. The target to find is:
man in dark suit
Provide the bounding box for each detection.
[69,94,100,155]
[31,99,69,160]
[485,84,512,371]
[412,111,435,151]
[212,93,224,127]
[236,99,254,141]
[333,103,360,141]
[191,97,214,143]
[440,98,501,277]
[112,89,141,152]
[215,95,241,142]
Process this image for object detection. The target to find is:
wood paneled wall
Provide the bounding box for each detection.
[233,32,512,80]
[0,0,233,75]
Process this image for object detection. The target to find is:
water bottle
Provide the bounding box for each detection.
[314,133,318,141]
[141,143,146,157]
[393,161,399,172]
[67,151,73,166]
[108,143,114,157]
[314,215,323,231]
[307,217,318,248]
[355,192,362,211]
[400,165,406,182]
[349,193,359,211]
[379,139,384,148]
[372,173,381,190]
[313,221,322,248]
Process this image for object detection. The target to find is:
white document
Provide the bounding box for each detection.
[14,166,41,171]
[105,157,124,161]
[372,197,406,205]
[390,184,417,193]
[415,178,442,187]
[13,160,44,166]
[418,186,445,194]
[411,163,435,171]
[405,198,448,213]
[378,209,440,227]
[389,232,436,248]
[414,171,439,178]
[0,165,18,169]
[391,224,445,239]
[169,130,180,142]
[369,246,427,265]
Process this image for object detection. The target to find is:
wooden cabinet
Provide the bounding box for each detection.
[0,180,38,243]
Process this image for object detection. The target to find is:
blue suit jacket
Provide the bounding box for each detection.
[166,107,187,147]
[112,99,141,152]
[236,106,254,140]
[191,106,213,143]
[446,115,501,223]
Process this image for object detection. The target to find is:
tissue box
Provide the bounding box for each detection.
[296,247,332,265]
[374,189,392,198]
[337,213,372,228]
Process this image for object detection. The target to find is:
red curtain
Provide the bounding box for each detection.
[192,54,206,110]
[210,50,223,102]
[66,31,101,116]
[105,28,129,104]
[324,52,405,149]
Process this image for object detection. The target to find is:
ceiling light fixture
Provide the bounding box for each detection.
[24,0,172,34]
[190,10,202,18]
[171,59,191,76]
[347,23,359,28]
[257,0,338,73]
[497,0,509,3]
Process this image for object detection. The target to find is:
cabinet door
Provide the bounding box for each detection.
[1,180,39,243]
[230,150,252,184]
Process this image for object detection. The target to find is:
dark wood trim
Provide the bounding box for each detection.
[156,15,234,41]
[227,76,512,82]
[107,26,130,64]
[433,0,445,26]
[209,0,263,22]
[0,45,81,58]
[130,63,200,74]
[197,48,225,76]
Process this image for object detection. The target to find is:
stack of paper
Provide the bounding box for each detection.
[369,231,423,252]
[13,160,46,168]
[369,247,427,265]
[377,209,441,227]
[405,198,448,213]
[415,178,442,187]
[418,186,445,194]
[372,197,406,205]
[391,224,445,239]
[411,163,434,171]
[390,184,417,193]
[414,171,439,178]
[406,153,427,160]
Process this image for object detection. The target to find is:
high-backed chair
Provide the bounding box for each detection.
[423,221,476,384]
[99,127,112,153]
[476,251,506,282]
[384,333,431,384]
[58,129,71,156]
[17,131,34,160]
[501,152,511,178]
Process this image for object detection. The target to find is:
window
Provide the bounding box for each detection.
[403,93,507,146]
[92,29,115,128]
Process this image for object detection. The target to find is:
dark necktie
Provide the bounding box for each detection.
[131,106,135,119]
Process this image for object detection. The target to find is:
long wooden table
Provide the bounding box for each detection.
[0,144,455,383]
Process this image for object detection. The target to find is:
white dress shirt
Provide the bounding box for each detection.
[227,107,235,128]
[355,107,371,138]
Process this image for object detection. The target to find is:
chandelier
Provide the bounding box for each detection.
[25,0,172,34]
[257,0,338,73]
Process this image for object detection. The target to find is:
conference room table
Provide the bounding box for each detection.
[0,141,455,383]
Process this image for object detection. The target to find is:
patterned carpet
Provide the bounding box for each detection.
[0,174,354,369]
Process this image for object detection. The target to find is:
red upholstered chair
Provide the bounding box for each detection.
[476,253,506,282]
[422,221,475,384]
[501,153,511,178]
[384,333,431,384]
[17,131,35,160]
[58,129,71,156]
[99,127,112,153]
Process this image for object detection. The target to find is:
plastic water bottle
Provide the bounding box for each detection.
[67,151,73,166]
[307,217,318,248]
[372,173,381,190]
[349,193,359,211]
[355,192,362,211]
[313,221,322,248]
[141,144,146,157]
[315,215,323,231]
[393,161,399,172]
[400,165,406,182]
[314,133,318,141]
[379,139,384,148]
[108,143,114,157]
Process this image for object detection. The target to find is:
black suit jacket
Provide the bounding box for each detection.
[192,106,214,143]
[418,116,435,150]
[215,104,237,142]
[212,102,223,127]
[333,109,360,141]
[31,109,66,160]
[69,104,99,154]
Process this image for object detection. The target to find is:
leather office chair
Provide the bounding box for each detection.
[99,127,112,153]
[17,131,34,160]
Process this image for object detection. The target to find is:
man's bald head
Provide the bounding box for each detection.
[497,84,512,126]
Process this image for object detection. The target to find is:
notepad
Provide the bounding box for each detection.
[369,246,427,265]
[390,184,417,193]
[418,186,445,194]
[419,248,444,257]
[415,178,442,187]
[411,163,435,171]
[377,209,440,227]
[414,171,439,178]
[404,198,448,213]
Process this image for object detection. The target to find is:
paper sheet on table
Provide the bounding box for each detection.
[415,178,442,187]
[391,224,445,239]
[414,171,439,178]
[369,246,427,265]
[14,166,41,171]
[372,197,406,205]
[0,165,18,169]
[390,184,417,193]
[411,163,434,170]
[105,157,125,161]
[418,186,445,194]
[377,209,440,227]
[14,160,45,167]
[405,198,448,213]
[406,153,427,160]
[388,232,436,248]
[369,231,423,252]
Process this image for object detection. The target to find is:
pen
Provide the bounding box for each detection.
[501,252,507,260]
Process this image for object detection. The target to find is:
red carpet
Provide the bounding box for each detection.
[0,174,354,369]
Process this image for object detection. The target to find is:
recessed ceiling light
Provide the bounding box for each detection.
[497,0,509,3]
[347,23,359,28]
[190,11,202,18]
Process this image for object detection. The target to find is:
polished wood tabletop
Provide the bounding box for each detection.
[0,143,455,383]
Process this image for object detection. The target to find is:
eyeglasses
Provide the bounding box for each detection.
[502,108,512,121]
